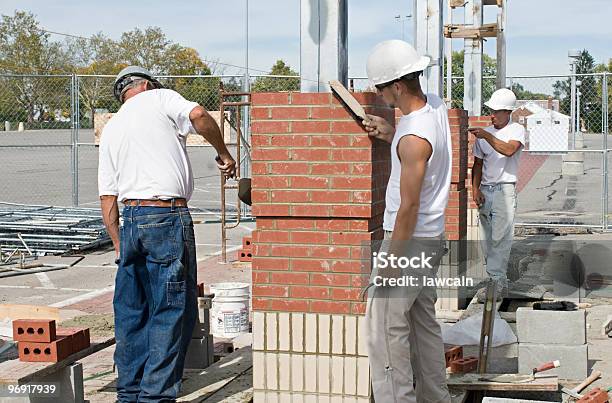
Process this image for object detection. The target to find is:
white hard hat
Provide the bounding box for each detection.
[113,66,163,102]
[484,88,517,111]
[366,40,430,86]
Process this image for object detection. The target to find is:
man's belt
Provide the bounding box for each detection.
[122,198,188,207]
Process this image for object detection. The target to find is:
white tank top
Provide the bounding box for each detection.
[383,94,452,237]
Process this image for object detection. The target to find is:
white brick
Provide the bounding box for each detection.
[318,314,331,354]
[253,311,265,351]
[305,314,317,353]
[344,357,357,395]
[253,390,266,403]
[292,313,304,352]
[279,313,290,351]
[516,307,586,345]
[345,316,357,355]
[332,315,344,354]
[291,354,304,392]
[331,356,344,394]
[292,393,304,403]
[253,351,265,390]
[304,394,317,403]
[319,395,330,403]
[304,355,317,392]
[331,396,343,403]
[357,316,368,357]
[357,398,370,403]
[266,353,278,390]
[342,398,359,403]
[279,392,291,402]
[356,357,370,396]
[266,312,278,351]
[266,391,279,403]
[318,355,331,393]
[278,353,291,391]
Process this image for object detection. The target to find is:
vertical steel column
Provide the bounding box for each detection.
[463,0,483,116]
[414,0,444,97]
[603,73,609,229]
[300,0,348,92]
[242,0,251,217]
[445,1,453,107]
[496,0,506,89]
[570,63,577,149]
[70,74,78,207]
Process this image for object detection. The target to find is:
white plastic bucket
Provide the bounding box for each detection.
[209,282,250,338]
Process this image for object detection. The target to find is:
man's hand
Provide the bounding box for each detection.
[216,154,236,178]
[363,114,394,144]
[468,127,490,140]
[473,187,485,207]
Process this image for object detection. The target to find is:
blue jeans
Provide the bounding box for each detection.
[114,205,198,402]
[478,183,517,290]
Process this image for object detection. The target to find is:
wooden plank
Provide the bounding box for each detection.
[0,336,115,384]
[0,304,60,322]
[444,23,498,39]
[329,80,367,121]
[450,0,467,7]
[446,373,558,391]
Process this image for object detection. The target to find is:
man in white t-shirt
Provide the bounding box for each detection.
[470,88,525,299]
[98,66,235,402]
[361,40,451,403]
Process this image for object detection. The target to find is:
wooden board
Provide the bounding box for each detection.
[329,80,367,121]
[0,335,115,384]
[447,373,558,391]
[0,304,60,322]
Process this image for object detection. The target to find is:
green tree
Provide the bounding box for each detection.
[445,50,497,109]
[0,11,69,126]
[553,49,601,132]
[510,82,549,101]
[251,60,299,93]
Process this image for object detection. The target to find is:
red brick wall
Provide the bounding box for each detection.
[446,109,469,240]
[250,92,393,315]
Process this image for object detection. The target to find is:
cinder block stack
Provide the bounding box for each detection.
[238,236,253,262]
[517,307,588,379]
[13,319,90,362]
[185,284,215,369]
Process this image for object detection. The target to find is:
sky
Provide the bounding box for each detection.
[1,0,611,80]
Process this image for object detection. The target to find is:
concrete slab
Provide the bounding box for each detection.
[516,307,586,345]
[518,343,588,380]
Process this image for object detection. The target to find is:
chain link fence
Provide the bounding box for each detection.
[0,72,610,228]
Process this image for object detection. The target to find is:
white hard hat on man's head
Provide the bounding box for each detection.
[113,65,164,102]
[484,88,517,111]
[366,40,430,86]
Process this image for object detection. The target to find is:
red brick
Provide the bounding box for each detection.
[252,204,290,216]
[310,300,351,314]
[18,337,72,362]
[271,107,310,120]
[271,245,311,257]
[311,273,351,287]
[269,162,309,175]
[290,92,331,105]
[311,191,351,203]
[251,148,289,161]
[275,219,315,230]
[292,231,330,244]
[238,249,253,262]
[251,135,271,146]
[290,286,329,299]
[331,121,365,134]
[331,149,371,162]
[251,121,289,134]
[309,246,351,259]
[291,121,331,134]
[242,237,253,248]
[330,205,371,217]
[311,163,350,175]
[351,302,367,315]
[252,297,271,310]
[310,107,351,119]
[330,261,363,273]
[251,162,268,175]
[270,135,310,147]
[56,327,90,353]
[576,388,609,403]
[252,92,290,105]
[255,231,290,243]
[291,205,331,216]
[251,190,269,203]
[314,220,350,231]
[250,107,270,120]
[445,345,464,368]
[252,285,288,297]
[331,232,371,245]
[331,177,371,190]
[270,272,310,285]
[352,191,372,203]
[269,299,310,312]
[310,135,351,147]
[271,190,309,203]
[330,288,361,300]
[290,148,330,161]
[450,357,478,373]
[252,257,290,271]
[13,319,56,343]
[253,271,270,283]
[291,259,331,272]
[291,176,329,189]
[351,135,373,147]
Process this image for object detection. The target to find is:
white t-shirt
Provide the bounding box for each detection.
[383,94,452,237]
[472,122,525,185]
[98,89,199,201]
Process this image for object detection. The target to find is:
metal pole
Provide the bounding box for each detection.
[603,73,609,229]
[241,0,251,217]
[445,1,452,108]
[576,87,581,134]
[70,74,78,207]
[570,62,576,149]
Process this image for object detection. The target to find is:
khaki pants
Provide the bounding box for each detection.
[365,232,451,403]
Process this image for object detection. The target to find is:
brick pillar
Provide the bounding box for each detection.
[436,109,470,312]
[250,91,392,402]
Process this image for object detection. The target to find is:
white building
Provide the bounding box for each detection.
[513,102,570,153]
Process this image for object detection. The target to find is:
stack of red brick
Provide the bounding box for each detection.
[13,319,90,363]
[444,345,478,374]
[446,110,469,240]
[466,116,491,210]
[238,236,253,262]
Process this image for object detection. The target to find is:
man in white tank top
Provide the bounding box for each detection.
[362,40,452,403]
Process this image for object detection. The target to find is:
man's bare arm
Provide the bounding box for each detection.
[472,157,485,206]
[469,128,522,157]
[189,106,236,177]
[391,135,431,242]
[100,195,120,257]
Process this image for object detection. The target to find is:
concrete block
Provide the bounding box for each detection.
[562,161,584,176]
[331,315,344,354]
[344,356,357,395]
[184,336,214,369]
[304,355,317,392]
[292,313,304,352]
[317,355,330,393]
[278,353,290,390]
[318,314,331,353]
[563,152,584,162]
[345,316,357,355]
[516,307,586,345]
[356,356,370,396]
[305,314,317,353]
[266,353,278,390]
[266,312,278,351]
[253,311,265,351]
[253,351,265,389]
[357,316,368,356]
[518,343,588,380]
[331,356,343,393]
[278,313,290,351]
[291,354,304,392]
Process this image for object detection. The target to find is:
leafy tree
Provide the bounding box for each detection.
[510,82,549,101]
[553,49,601,132]
[251,60,299,93]
[445,50,497,109]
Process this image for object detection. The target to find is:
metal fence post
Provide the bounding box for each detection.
[70,74,79,207]
[604,73,609,229]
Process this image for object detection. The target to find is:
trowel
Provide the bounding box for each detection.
[478,360,560,383]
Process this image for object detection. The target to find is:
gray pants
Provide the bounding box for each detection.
[365,232,451,403]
